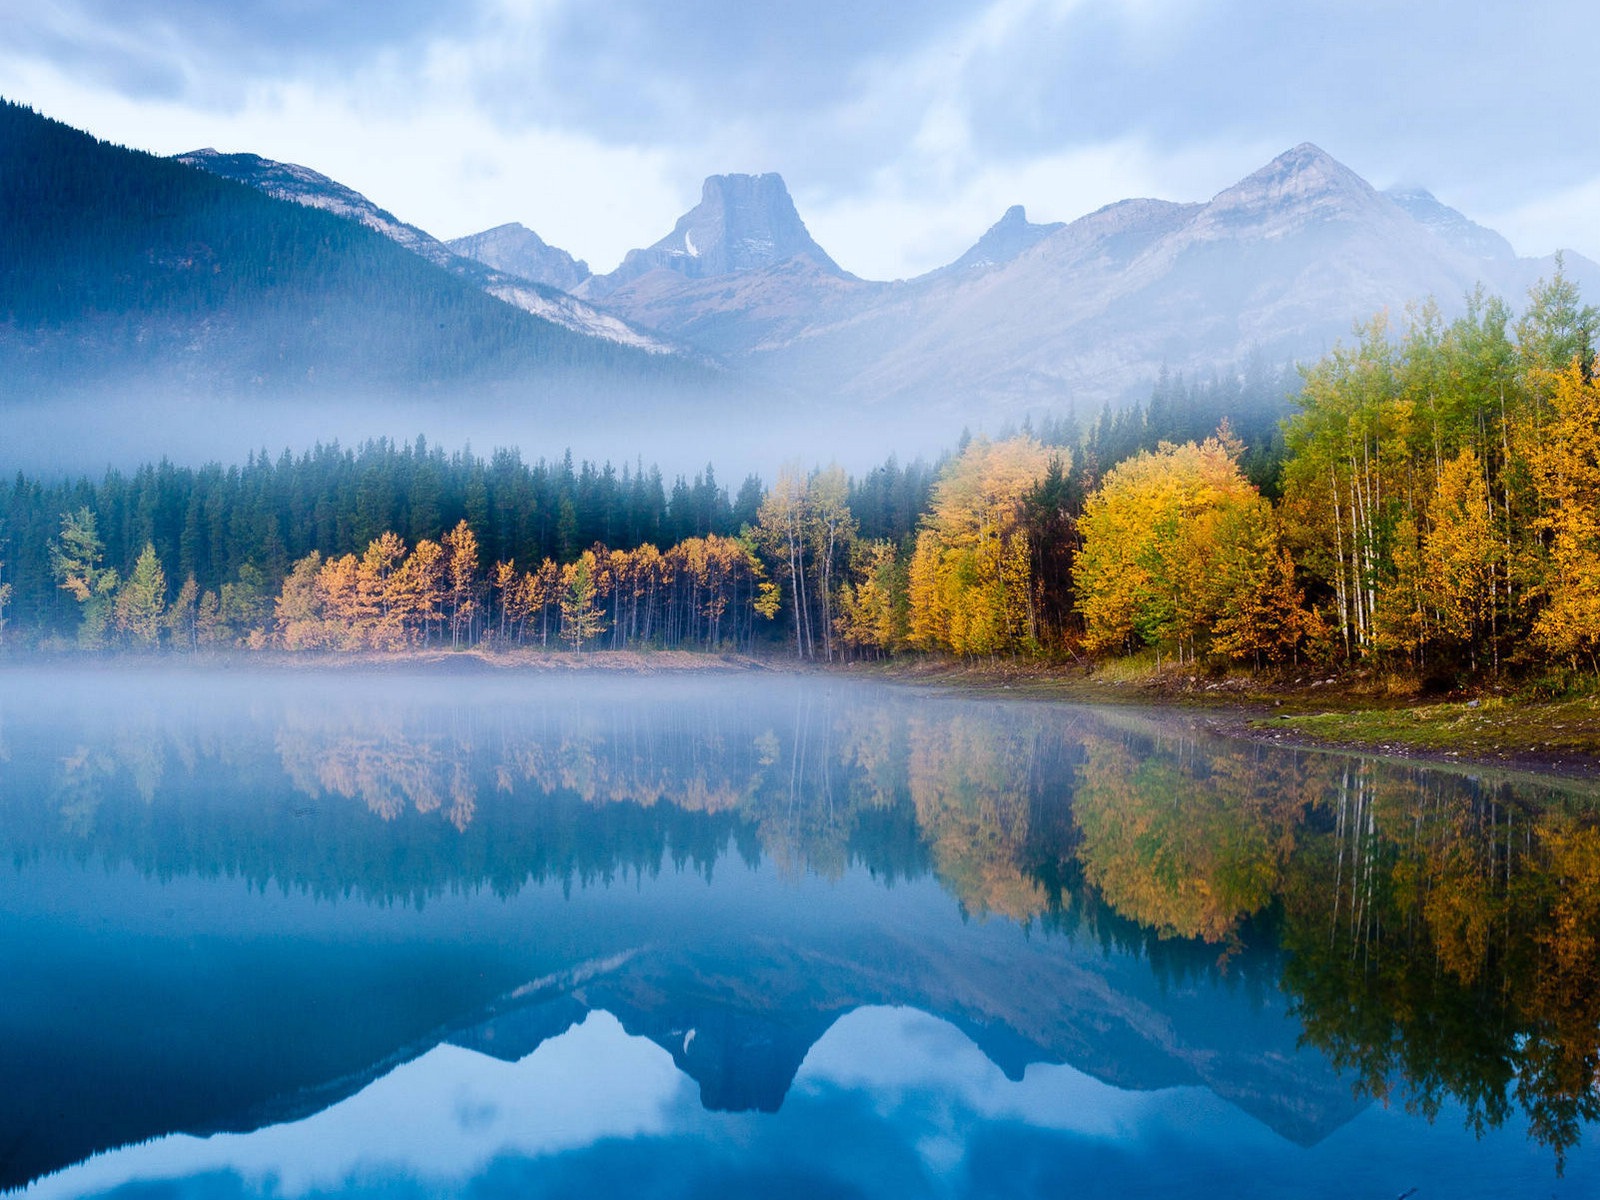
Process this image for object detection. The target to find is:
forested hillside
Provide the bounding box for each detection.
[0,100,693,399]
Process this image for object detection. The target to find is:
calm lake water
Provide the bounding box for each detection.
[2,665,1597,1198]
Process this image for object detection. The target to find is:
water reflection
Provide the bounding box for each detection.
[2,667,1597,1191]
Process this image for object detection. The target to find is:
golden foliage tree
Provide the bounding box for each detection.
[1075,435,1306,664]
[1522,358,1600,669]
[907,436,1054,656]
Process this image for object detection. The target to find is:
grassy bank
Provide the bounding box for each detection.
[844,653,1600,779]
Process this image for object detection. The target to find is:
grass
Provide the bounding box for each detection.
[1264,695,1600,765]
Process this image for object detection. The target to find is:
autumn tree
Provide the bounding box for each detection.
[907,436,1054,656]
[560,550,607,650]
[276,551,328,649]
[165,575,200,652]
[808,465,856,662]
[114,542,168,648]
[49,508,119,647]
[756,467,814,658]
[443,520,480,648]
[1075,435,1301,664]
[1522,358,1600,671]
[835,540,901,657]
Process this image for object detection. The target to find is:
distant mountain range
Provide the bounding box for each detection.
[4,95,1597,448]
[493,144,1597,414]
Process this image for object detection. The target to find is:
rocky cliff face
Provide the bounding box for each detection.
[448,222,592,292]
[581,173,846,299]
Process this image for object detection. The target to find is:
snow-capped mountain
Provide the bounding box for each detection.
[176,149,675,356]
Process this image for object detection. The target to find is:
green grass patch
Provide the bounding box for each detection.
[1269,696,1600,760]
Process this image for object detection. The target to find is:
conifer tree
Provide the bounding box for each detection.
[115,542,167,648]
[560,551,606,651]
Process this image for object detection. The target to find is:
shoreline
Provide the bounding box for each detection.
[840,657,1600,784]
[6,647,1599,782]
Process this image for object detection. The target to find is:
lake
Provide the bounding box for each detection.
[2,665,1596,1197]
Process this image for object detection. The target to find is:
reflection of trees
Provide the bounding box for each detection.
[906,711,1059,922]
[1072,733,1312,942]
[1281,769,1600,1168]
[1068,726,1600,1167]
[9,678,1600,1165]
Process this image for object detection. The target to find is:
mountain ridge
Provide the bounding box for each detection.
[176,147,673,355]
[448,221,592,292]
[570,141,1600,414]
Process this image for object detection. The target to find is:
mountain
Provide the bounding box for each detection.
[0,101,701,412]
[176,148,669,355]
[579,143,1600,416]
[448,222,591,292]
[932,204,1066,276]
[1384,185,1518,260]
[579,172,848,301]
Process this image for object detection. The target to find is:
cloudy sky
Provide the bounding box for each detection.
[1,0,1594,280]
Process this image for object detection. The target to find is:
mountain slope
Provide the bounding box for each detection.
[1384,186,1517,261]
[448,222,592,292]
[0,101,697,409]
[581,143,1600,414]
[176,148,671,355]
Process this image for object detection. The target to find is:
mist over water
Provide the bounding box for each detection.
[3,665,1597,1197]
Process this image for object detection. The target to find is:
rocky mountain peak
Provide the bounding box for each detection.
[1188,142,1398,246]
[936,203,1066,276]
[583,172,844,298]
[448,222,592,292]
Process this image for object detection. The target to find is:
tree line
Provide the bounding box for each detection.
[5,268,1598,681]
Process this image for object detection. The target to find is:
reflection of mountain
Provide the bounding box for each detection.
[4,669,1598,1189]
[0,864,1356,1196]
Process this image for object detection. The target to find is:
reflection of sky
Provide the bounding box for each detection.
[29,1008,1596,1200]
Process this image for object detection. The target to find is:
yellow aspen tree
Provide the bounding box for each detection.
[756,466,813,658]
[359,532,408,650]
[392,538,445,645]
[906,437,1053,656]
[1523,358,1600,670]
[442,520,480,648]
[275,551,326,650]
[316,553,364,649]
[560,549,606,650]
[1424,447,1499,661]
[1075,436,1270,663]
[114,542,167,648]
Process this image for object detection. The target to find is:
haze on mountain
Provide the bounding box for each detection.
[0,101,782,474]
[542,144,1600,416]
[7,91,1600,474]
